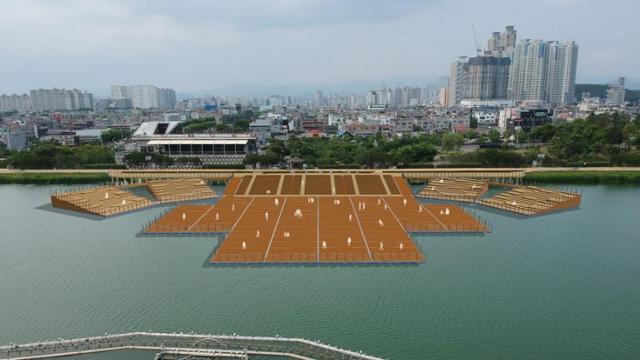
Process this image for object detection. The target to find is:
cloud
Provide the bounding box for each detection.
[0,0,638,94]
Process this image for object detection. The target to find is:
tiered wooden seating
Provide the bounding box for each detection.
[478,186,581,216]
[146,178,217,203]
[416,177,488,202]
[51,186,155,217]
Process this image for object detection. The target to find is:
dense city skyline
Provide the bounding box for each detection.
[1,0,639,96]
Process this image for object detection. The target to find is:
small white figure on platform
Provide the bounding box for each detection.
[121,199,126,205]
[348,213,352,222]
[336,199,340,205]
[256,229,261,238]
[215,212,219,221]
[182,212,186,221]
[242,241,247,250]
[322,241,327,250]
[294,208,303,218]
[403,198,407,207]
[444,208,450,215]
[379,241,384,251]
[399,242,404,250]
[378,219,384,227]
[512,201,517,206]
[310,197,315,204]
[284,231,290,238]
[431,186,436,191]
[362,202,366,210]
[265,211,269,221]
[377,198,381,206]
[439,178,444,183]
[232,203,235,212]
[384,203,388,210]
[105,192,109,199]
[274,198,279,206]
[418,205,423,213]
[200,180,205,185]
[472,184,479,189]
[347,237,352,246]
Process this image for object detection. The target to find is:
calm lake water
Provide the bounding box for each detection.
[0,185,639,359]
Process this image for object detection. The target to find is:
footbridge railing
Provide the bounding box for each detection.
[0,332,384,360]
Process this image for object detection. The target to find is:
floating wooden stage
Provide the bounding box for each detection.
[51,186,155,217]
[144,174,490,265]
[51,178,217,217]
[477,186,581,216]
[416,177,488,202]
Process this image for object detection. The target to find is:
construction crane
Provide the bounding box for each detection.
[471,23,482,56]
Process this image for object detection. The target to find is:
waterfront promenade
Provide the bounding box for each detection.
[0,332,383,360]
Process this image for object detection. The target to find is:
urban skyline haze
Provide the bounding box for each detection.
[1,0,639,96]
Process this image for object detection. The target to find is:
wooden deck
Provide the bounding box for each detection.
[51,186,155,217]
[416,177,488,202]
[477,186,581,216]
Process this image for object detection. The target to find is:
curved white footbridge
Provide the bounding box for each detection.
[0,332,383,360]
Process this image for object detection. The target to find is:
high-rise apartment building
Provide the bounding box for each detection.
[508,40,578,105]
[111,85,129,100]
[488,25,517,55]
[30,88,94,112]
[448,57,469,107]
[0,94,32,112]
[606,77,625,106]
[111,85,176,109]
[467,56,511,100]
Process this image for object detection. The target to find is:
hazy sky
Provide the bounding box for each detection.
[1,0,638,95]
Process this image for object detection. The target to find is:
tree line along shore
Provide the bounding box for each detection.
[1,170,639,185]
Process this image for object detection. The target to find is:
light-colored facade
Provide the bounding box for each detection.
[508,40,578,106]
[448,57,469,107]
[606,77,625,106]
[30,89,94,112]
[0,94,31,112]
[488,25,517,55]
[111,85,176,109]
[126,121,256,166]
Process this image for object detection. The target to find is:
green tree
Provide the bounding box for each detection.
[101,128,131,143]
[123,151,147,167]
[469,116,478,129]
[441,133,464,152]
[529,123,555,143]
[488,130,501,143]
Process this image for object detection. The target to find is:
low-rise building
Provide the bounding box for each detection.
[125,121,257,166]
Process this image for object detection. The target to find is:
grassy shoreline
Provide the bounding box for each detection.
[523,171,640,184]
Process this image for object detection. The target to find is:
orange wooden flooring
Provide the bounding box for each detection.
[350,196,423,262]
[318,197,369,262]
[265,197,318,262]
[211,197,285,263]
[142,177,488,265]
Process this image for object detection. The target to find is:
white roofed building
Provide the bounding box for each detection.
[123,121,257,166]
